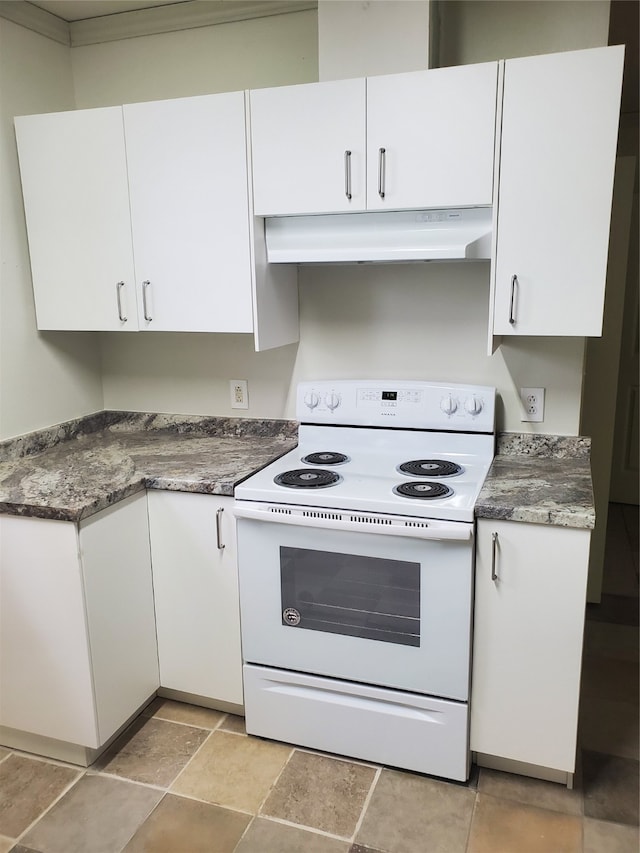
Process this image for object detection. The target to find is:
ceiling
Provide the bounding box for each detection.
[30,1,192,22]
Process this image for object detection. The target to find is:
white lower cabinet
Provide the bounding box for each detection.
[0,493,159,749]
[147,491,243,707]
[471,519,591,778]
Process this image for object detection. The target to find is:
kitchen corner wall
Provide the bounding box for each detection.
[1,2,611,439]
[0,18,103,440]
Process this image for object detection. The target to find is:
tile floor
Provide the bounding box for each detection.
[0,503,637,853]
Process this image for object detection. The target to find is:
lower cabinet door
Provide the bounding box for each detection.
[471,519,591,773]
[147,491,243,706]
[80,492,159,746]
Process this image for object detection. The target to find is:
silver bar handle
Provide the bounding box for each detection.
[378,147,386,198]
[491,531,498,581]
[344,150,352,200]
[509,275,518,325]
[142,280,152,322]
[116,281,127,322]
[216,507,225,550]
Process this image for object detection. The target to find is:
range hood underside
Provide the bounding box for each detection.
[264,207,493,264]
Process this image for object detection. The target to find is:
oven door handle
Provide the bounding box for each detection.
[233,504,472,541]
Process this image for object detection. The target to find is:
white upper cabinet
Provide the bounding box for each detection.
[250,77,367,216]
[491,45,624,338]
[366,63,498,211]
[15,107,136,332]
[250,64,498,217]
[15,94,299,347]
[123,94,253,333]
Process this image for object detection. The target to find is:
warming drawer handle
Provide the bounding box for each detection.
[378,147,386,199]
[509,275,518,325]
[344,150,352,200]
[216,507,225,550]
[116,281,127,323]
[491,531,498,581]
[233,504,472,541]
[142,280,153,322]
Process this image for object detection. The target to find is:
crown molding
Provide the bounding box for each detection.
[0,1,70,44]
[71,0,316,46]
[0,1,316,47]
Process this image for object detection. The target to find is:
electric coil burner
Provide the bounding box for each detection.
[398,459,463,478]
[235,380,497,784]
[301,452,350,465]
[393,481,454,500]
[274,469,341,488]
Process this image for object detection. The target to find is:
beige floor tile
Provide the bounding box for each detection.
[261,751,377,838]
[0,837,14,853]
[20,774,162,853]
[467,793,582,853]
[584,817,640,853]
[477,767,582,816]
[356,768,475,853]
[122,792,250,852]
[219,713,247,734]
[0,749,10,763]
[235,816,351,853]
[171,730,291,813]
[94,714,210,787]
[144,697,226,730]
[0,754,80,838]
[579,696,640,760]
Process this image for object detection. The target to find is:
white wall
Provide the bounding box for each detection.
[0,19,103,440]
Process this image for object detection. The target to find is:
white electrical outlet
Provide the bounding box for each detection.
[230,380,249,410]
[520,387,545,422]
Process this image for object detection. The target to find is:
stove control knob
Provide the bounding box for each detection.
[304,391,320,411]
[440,394,458,416]
[464,395,483,416]
[325,392,342,411]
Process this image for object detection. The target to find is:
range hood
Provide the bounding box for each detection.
[264,207,493,264]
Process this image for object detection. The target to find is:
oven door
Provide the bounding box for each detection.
[235,503,474,701]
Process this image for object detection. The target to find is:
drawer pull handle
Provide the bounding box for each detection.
[216,507,225,550]
[116,281,127,322]
[491,531,498,581]
[142,280,152,322]
[344,150,352,200]
[378,147,386,198]
[509,275,518,325]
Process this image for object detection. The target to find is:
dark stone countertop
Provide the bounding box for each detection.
[0,412,298,523]
[475,433,595,529]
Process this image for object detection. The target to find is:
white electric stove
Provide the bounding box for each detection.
[234,380,496,782]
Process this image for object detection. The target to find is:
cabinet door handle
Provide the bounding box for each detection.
[216,507,225,550]
[509,275,518,325]
[378,147,386,198]
[142,280,152,322]
[344,150,352,200]
[491,531,499,581]
[116,281,127,322]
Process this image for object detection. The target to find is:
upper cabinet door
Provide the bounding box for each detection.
[123,92,254,333]
[366,63,498,211]
[492,46,624,337]
[15,107,137,331]
[250,78,367,216]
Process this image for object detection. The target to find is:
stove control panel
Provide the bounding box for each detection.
[297,380,496,432]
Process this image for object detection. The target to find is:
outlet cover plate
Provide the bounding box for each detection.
[520,387,544,423]
[230,380,249,410]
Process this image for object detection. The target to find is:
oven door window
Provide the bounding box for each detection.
[280,546,420,647]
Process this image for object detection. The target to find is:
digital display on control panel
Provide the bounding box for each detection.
[382,391,398,401]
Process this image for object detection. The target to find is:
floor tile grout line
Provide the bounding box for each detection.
[249,813,356,843]
[8,762,85,847]
[253,743,297,815]
[350,764,383,844]
[160,721,219,793]
[464,789,481,853]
